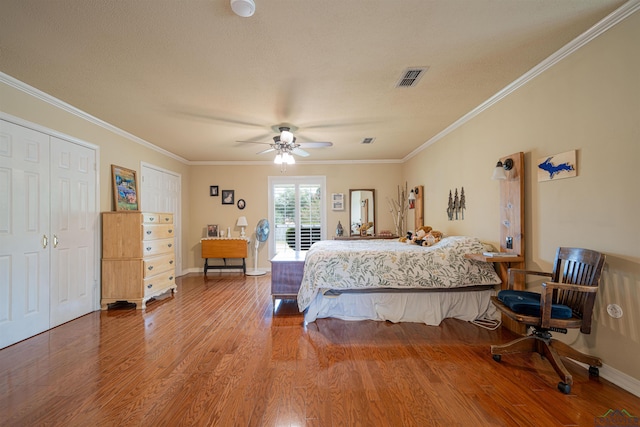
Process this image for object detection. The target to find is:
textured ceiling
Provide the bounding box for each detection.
[0,0,628,163]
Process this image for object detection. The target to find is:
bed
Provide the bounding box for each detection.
[298,236,502,325]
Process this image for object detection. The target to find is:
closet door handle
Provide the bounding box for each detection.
[53,235,59,248]
[42,234,48,249]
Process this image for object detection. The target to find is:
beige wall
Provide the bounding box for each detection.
[0,80,191,269]
[403,12,640,380]
[188,163,402,271]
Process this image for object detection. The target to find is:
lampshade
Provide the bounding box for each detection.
[274,153,283,164]
[492,162,507,180]
[236,216,248,227]
[280,130,294,144]
[282,152,295,164]
[230,0,255,17]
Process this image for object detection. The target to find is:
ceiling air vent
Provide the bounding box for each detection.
[396,67,428,88]
[361,137,375,145]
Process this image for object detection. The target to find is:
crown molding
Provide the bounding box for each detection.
[404,0,640,162]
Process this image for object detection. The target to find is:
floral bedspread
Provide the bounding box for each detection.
[297,236,501,311]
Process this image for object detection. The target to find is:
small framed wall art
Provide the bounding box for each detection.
[210,185,219,196]
[222,190,235,205]
[111,165,139,211]
[537,150,577,182]
[237,199,246,210]
[331,193,345,211]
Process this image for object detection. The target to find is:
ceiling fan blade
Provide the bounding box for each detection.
[236,140,271,145]
[292,148,310,157]
[297,141,333,148]
[257,147,276,155]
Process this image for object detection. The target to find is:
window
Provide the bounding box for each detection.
[268,176,326,256]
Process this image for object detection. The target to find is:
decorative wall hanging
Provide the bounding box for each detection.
[210,185,219,196]
[331,193,345,211]
[111,165,139,211]
[447,187,466,220]
[537,150,576,182]
[237,199,246,210]
[222,190,235,205]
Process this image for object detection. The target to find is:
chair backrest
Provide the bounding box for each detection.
[550,247,606,333]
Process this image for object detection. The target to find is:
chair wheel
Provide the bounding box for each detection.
[492,354,501,362]
[589,366,599,377]
[558,382,571,394]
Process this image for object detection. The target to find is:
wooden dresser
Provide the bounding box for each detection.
[270,251,306,303]
[101,212,177,310]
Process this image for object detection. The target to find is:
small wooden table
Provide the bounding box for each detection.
[270,251,306,303]
[201,238,248,275]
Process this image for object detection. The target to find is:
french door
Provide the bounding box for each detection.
[268,176,326,257]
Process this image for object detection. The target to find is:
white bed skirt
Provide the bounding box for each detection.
[303,289,499,326]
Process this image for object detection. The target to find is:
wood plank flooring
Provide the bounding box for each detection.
[1,272,638,426]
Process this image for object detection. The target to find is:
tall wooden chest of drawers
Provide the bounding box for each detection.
[101,212,177,309]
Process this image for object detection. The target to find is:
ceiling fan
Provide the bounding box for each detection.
[237,126,333,161]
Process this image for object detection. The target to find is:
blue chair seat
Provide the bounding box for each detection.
[497,290,573,319]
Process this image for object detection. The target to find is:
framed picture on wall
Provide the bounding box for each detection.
[222,190,234,205]
[331,193,344,211]
[210,185,219,196]
[111,165,139,211]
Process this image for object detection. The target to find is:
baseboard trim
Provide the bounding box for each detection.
[571,359,640,398]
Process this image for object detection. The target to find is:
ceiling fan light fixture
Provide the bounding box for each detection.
[230,0,255,17]
[280,129,294,144]
[274,153,283,164]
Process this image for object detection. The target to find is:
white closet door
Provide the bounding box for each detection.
[141,164,181,274]
[0,121,51,349]
[49,136,97,327]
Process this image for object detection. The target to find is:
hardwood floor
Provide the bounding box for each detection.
[1,273,638,426]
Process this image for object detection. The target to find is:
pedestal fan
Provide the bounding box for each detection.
[245,219,269,276]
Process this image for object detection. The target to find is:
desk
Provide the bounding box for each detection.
[465,253,526,334]
[201,238,248,275]
[270,251,306,303]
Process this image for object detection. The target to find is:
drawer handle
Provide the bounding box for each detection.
[169,276,174,281]
[149,217,155,221]
[168,243,172,248]
[146,230,152,235]
[164,217,170,221]
[147,284,153,289]
[148,266,153,270]
[169,260,174,264]
[146,247,152,251]
[168,229,173,234]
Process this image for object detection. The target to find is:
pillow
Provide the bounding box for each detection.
[497,290,573,319]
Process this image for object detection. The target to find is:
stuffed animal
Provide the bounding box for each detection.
[422,230,443,246]
[411,226,433,244]
[359,222,374,235]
